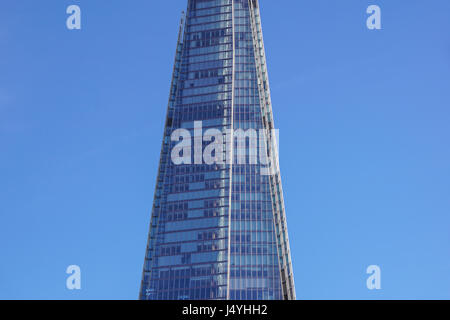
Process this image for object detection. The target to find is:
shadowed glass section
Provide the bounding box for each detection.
[140,0,233,300]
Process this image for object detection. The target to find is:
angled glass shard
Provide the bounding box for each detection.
[139,0,295,300]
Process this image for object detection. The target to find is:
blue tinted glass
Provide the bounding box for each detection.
[140,0,294,300]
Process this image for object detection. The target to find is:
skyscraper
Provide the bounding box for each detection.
[139,0,295,300]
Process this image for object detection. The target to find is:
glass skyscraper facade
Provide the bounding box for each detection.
[139,0,295,300]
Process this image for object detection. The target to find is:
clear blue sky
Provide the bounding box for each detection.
[1,0,449,300]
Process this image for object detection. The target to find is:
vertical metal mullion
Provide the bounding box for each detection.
[226,0,236,301]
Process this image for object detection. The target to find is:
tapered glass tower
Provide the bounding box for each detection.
[140,0,295,300]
